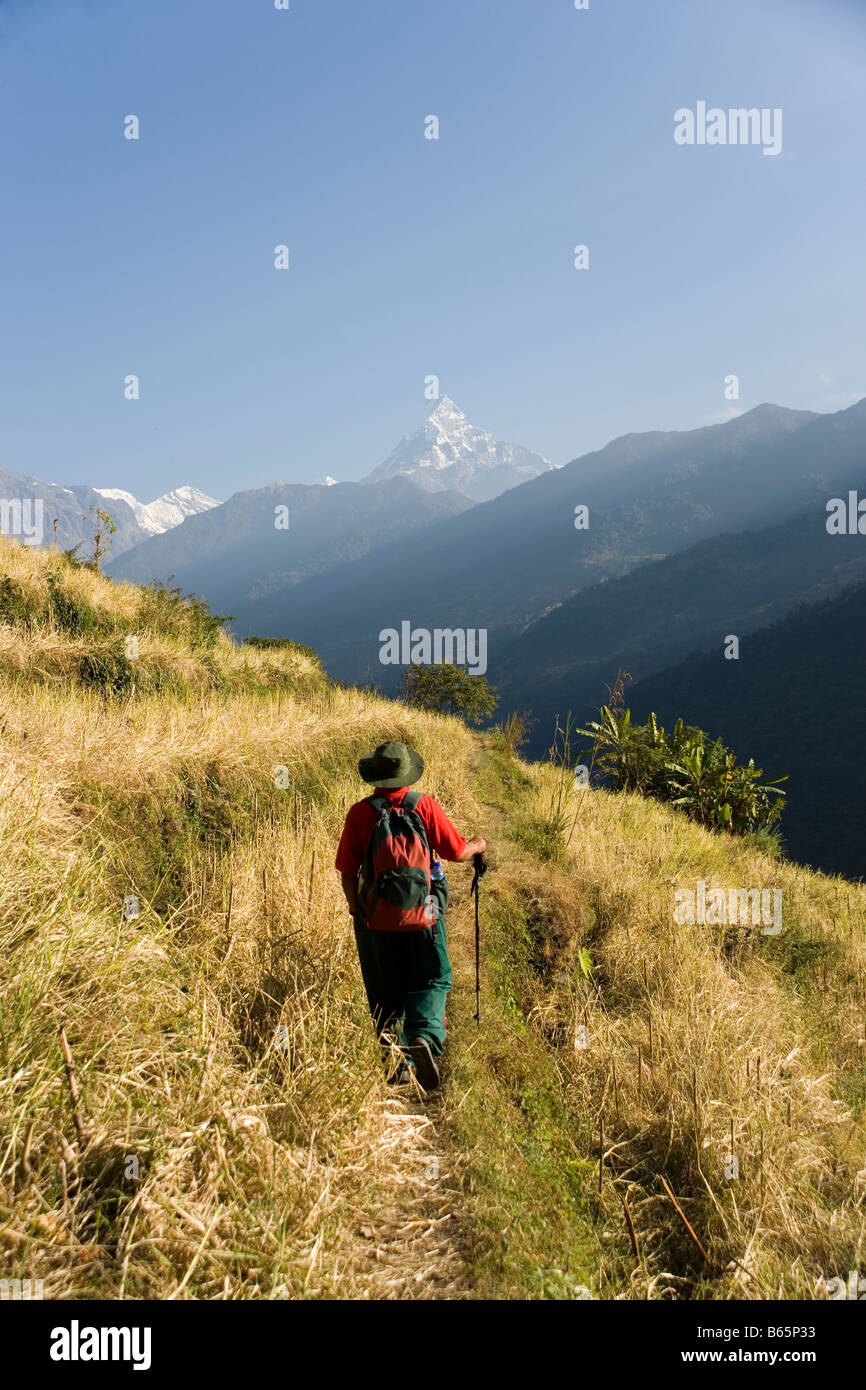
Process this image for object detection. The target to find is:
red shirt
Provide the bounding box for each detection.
[335,786,467,875]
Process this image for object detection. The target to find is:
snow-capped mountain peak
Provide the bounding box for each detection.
[365,395,553,502]
[423,394,469,433]
[94,485,219,537]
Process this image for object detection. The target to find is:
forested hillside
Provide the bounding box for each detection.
[628,581,866,880]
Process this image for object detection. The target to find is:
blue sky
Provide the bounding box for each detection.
[0,0,864,502]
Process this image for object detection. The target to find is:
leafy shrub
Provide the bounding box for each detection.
[47,573,102,638]
[578,705,786,835]
[0,576,38,628]
[79,643,134,695]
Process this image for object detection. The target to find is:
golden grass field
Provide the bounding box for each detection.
[0,538,863,1299]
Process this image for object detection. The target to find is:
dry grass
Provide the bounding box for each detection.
[0,541,480,1298]
[492,760,866,1298]
[0,682,479,1298]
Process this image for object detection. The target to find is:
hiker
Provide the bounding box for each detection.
[335,740,486,1091]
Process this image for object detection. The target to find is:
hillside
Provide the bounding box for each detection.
[231,400,864,684]
[0,537,864,1300]
[627,580,866,881]
[106,476,475,618]
[493,499,866,760]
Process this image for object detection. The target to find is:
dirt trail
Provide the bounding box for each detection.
[346,818,487,1299]
[348,1089,468,1299]
[344,749,497,1299]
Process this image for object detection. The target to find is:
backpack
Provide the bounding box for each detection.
[359,791,437,932]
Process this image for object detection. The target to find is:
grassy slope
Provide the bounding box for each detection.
[0,539,864,1300]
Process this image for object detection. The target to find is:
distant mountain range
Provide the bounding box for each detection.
[363,395,556,501]
[107,477,475,614]
[228,400,865,691]
[0,464,218,557]
[11,395,548,594]
[94,485,218,537]
[105,394,554,606]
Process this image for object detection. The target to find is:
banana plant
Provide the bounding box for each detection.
[578,705,787,836]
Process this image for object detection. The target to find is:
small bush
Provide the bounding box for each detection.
[578,704,787,836]
[0,576,38,628]
[79,643,134,695]
[47,573,103,639]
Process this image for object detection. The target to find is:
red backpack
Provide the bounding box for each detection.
[359,791,436,931]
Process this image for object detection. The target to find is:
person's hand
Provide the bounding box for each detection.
[459,836,487,861]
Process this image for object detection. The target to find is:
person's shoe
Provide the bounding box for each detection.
[407,1037,440,1091]
[387,1063,411,1086]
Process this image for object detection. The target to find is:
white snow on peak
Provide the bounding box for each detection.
[94,484,220,536]
[365,395,553,502]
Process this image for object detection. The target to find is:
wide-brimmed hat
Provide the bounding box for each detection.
[358,740,424,789]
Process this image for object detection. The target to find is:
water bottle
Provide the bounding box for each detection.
[428,859,448,936]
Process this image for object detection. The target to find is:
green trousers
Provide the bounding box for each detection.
[353,909,452,1057]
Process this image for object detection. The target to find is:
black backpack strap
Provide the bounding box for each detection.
[360,796,389,909]
[402,790,422,812]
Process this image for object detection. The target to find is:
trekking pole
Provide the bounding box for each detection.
[471,853,488,1023]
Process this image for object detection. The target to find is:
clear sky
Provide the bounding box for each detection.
[1,0,864,502]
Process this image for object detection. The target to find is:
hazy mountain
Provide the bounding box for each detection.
[364,395,556,502]
[233,400,859,684]
[94,485,219,536]
[493,496,866,756]
[106,476,476,615]
[625,580,866,880]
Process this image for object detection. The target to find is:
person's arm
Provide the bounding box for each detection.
[422,795,486,864]
[335,804,365,917]
[455,836,486,863]
[340,872,360,916]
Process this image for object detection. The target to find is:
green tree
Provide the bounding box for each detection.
[402,663,498,726]
[82,507,117,571]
